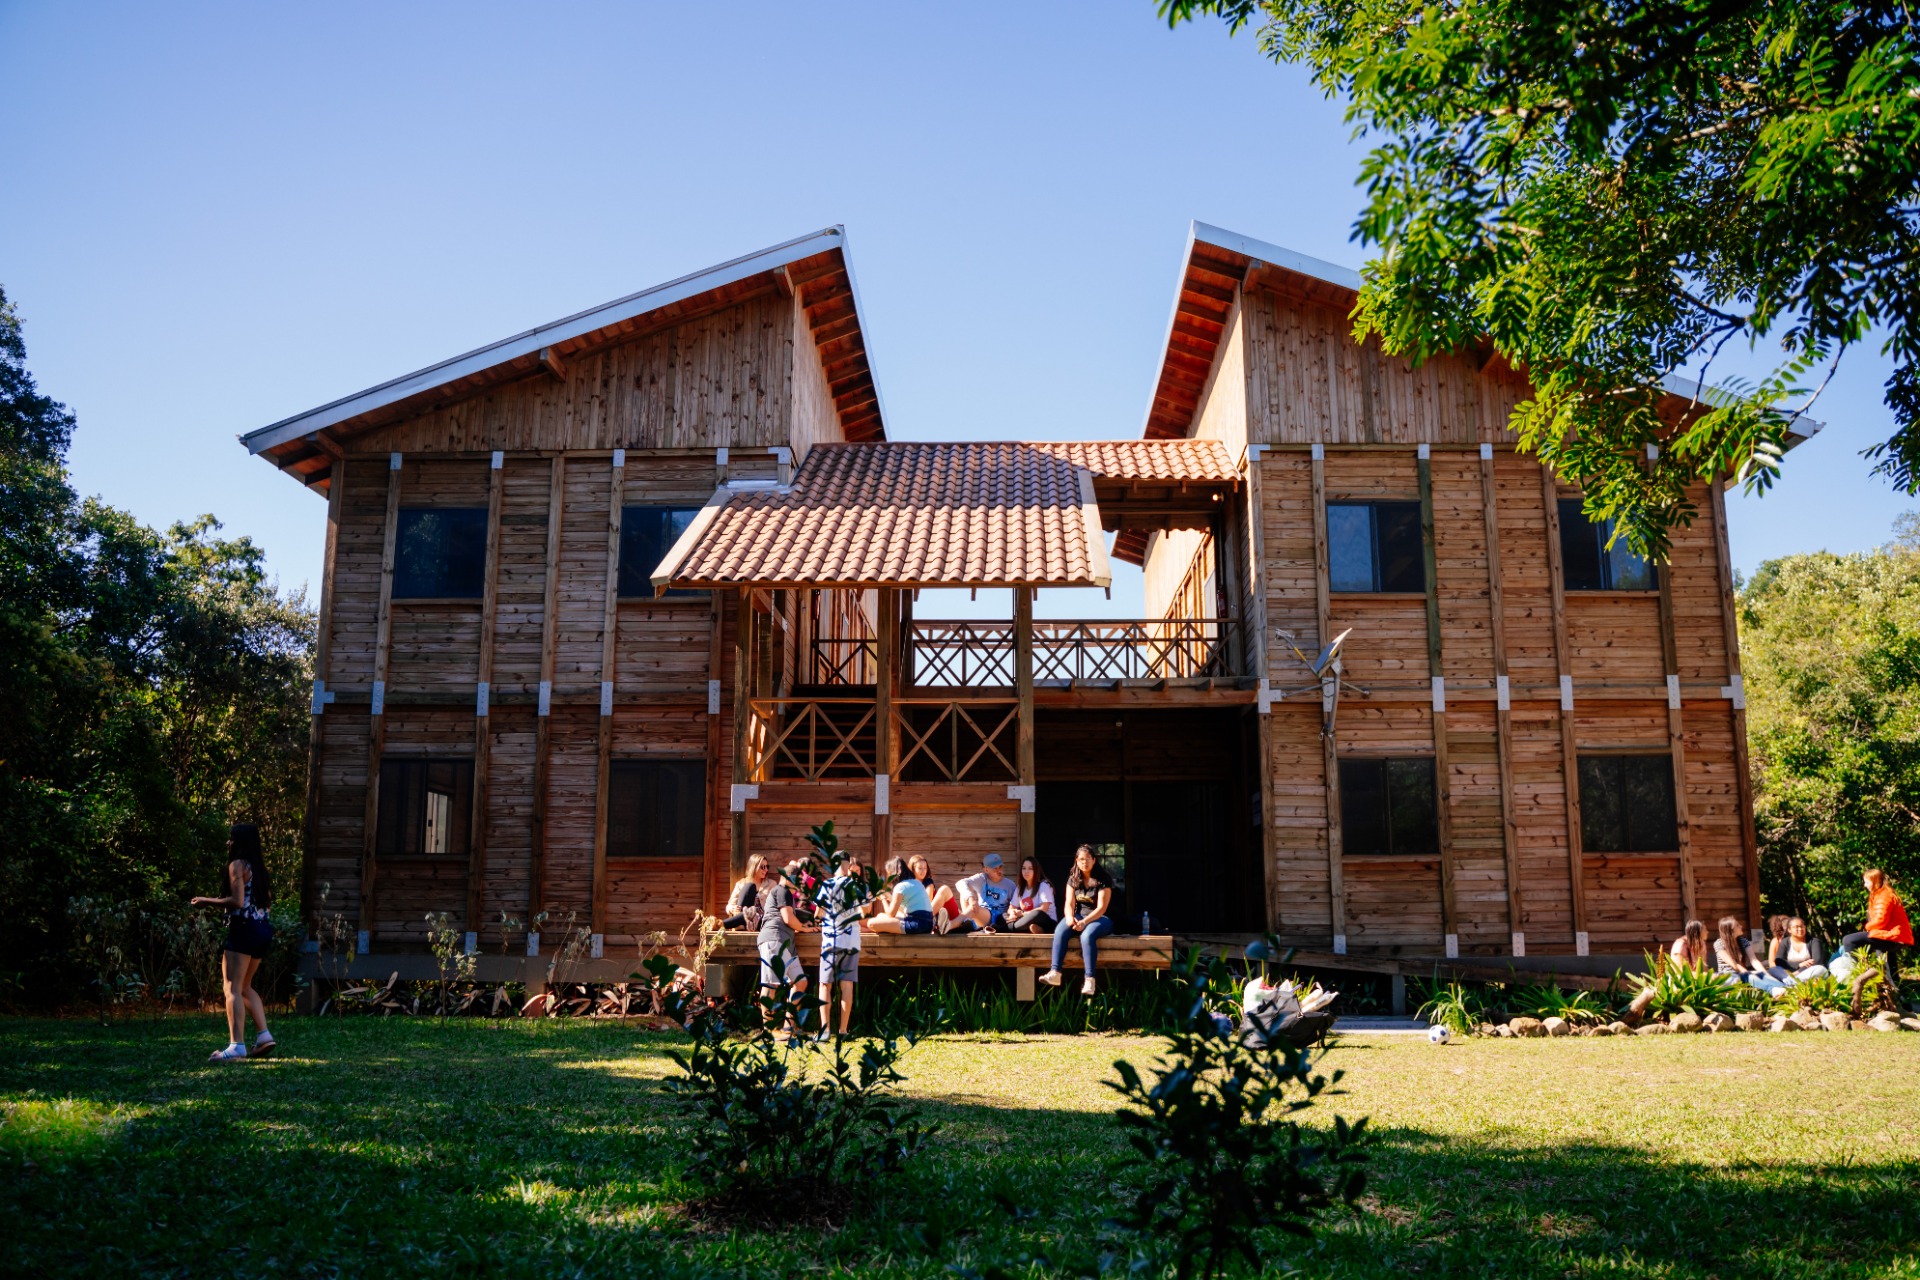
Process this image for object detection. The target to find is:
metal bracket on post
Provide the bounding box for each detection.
[1256,677,1276,714]
[590,934,604,959]
[475,681,490,716]
[611,448,625,469]
[1667,674,1681,710]
[490,450,504,470]
[874,774,890,815]
[730,783,759,812]
[310,680,335,715]
[1576,931,1591,957]
[1480,442,1494,461]
[463,932,477,955]
[1495,674,1510,711]
[1332,934,1347,956]
[370,680,385,717]
[1006,784,1036,813]
[1719,674,1746,709]
[1512,932,1527,957]
[599,681,613,717]
[526,932,540,957]
[1559,675,1574,712]
[1431,676,1446,713]
[708,679,722,715]
[357,930,370,953]
[537,680,551,716]
[1445,933,1460,959]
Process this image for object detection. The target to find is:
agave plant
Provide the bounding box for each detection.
[1624,953,1766,1018]
[1773,967,1882,1016]
[1507,981,1611,1025]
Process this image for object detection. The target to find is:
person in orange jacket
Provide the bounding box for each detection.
[1838,868,1913,983]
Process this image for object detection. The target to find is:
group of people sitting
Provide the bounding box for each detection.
[1663,868,1912,995]
[721,843,1126,1037]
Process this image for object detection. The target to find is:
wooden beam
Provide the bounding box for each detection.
[875,588,898,867]
[1014,586,1035,863]
[1540,467,1589,944]
[358,454,403,939]
[730,587,753,883]
[590,455,624,936]
[704,592,725,914]
[1710,478,1763,927]
[299,459,345,933]
[537,346,567,381]
[1655,518,1699,922]
[1311,450,1346,947]
[527,454,565,926]
[467,455,505,933]
[1245,452,1281,933]
[1418,453,1459,940]
[1479,449,1524,940]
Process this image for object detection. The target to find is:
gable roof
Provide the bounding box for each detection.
[1142,220,1825,447]
[242,226,886,489]
[656,441,1113,591]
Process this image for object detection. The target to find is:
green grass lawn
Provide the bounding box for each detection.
[3,1016,1918,1278]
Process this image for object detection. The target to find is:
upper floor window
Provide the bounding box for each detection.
[1578,754,1678,853]
[1559,500,1656,591]
[1328,501,1425,593]
[606,759,707,858]
[618,505,702,598]
[376,759,473,857]
[394,508,488,599]
[1339,757,1438,857]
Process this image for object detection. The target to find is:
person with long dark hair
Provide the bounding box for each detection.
[1037,844,1115,995]
[190,824,275,1061]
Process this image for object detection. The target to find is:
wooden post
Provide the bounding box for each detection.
[704,592,726,913]
[358,453,403,940]
[590,454,625,936]
[1418,452,1459,940]
[1710,479,1763,926]
[1655,520,1699,922]
[467,454,505,934]
[1311,449,1345,948]
[1540,468,1589,947]
[527,454,565,925]
[730,587,753,883]
[875,588,897,867]
[1245,451,1280,932]
[1479,449,1524,941]
[300,460,344,931]
[1014,586,1036,863]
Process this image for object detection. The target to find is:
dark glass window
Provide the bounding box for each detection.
[376,759,473,857]
[1578,754,1678,852]
[618,506,702,598]
[1328,502,1425,593]
[1339,757,1439,857]
[607,759,707,858]
[393,508,488,599]
[1559,500,1656,590]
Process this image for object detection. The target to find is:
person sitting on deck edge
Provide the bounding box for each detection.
[1038,844,1115,996]
[866,857,937,935]
[950,853,1016,935]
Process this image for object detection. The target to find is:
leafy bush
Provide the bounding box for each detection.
[1507,980,1612,1026]
[1624,954,1766,1018]
[1107,945,1368,1280]
[1412,978,1484,1036]
[865,971,1173,1036]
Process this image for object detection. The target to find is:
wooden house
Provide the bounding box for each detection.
[246,222,1807,992]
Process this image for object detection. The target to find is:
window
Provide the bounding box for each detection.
[618,505,702,598]
[1578,754,1678,852]
[1338,757,1438,857]
[607,759,707,858]
[1327,501,1425,593]
[393,508,488,599]
[376,759,474,857]
[1558,500,1656,590]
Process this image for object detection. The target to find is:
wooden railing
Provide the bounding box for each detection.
[744,696,1018,783]
[893,698,1019,783]
[809,637,877,686]
[746,698,876,782]
[907,617,1237,687]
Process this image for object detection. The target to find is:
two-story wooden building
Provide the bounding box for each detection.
[246,222,1811,979]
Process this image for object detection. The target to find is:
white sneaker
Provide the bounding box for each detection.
[1081,977,1097,996]
[1038,969,1062,987]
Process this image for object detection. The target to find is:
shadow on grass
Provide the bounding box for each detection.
[0,1018,1915,1279]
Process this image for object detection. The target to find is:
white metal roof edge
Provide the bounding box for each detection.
[831,223,891,439]
[1657,373,1826,441]
[241,226,857,455]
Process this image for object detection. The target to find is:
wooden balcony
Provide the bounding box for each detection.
[745,696,1018,783]
[907,617,1240,688]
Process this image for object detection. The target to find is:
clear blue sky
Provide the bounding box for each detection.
[2,1,1908,619]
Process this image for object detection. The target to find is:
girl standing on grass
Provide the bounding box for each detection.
[190,824,275,1062]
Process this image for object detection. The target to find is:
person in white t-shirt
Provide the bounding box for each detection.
[815,854,869,1037]
[1004,857,1056,933]
[952,853,1018,935]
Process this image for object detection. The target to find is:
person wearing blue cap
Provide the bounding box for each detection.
[952,852,1017,935]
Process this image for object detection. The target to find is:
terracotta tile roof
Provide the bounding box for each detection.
[657,442,1112,589]
[1029,438,1239,484]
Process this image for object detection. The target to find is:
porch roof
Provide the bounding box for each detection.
[655,440,1167,590]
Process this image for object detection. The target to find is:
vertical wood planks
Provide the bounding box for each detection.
[590,455,625,935]
[300,461,345,928]
[528,455,565,924]
[466,457,505,929]
[1539,468,1588,941]
[730,587,752,881]
[359,455,403,936]
[875,587,897,866]
[1310,450,1345,945]
[1655,521,1700,922]
[705,593,726,912]
[1417,453,1458,936]
[1478,450,1524,935]
[1710,480,1762,926]
[1014,586,1036,862]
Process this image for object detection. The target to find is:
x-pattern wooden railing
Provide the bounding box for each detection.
[893,698,1018,782]
[810,637,877,686]
[747,697,876,782]
[1031,618,1233,682]
[909,621,1014,687]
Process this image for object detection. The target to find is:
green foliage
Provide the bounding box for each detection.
[1742,530,1920,936]
[1163,0,1920,555]
[1413,979,1482,1037]
[0,286,313,1005]
[864,971,1174,1037]
[1107,946,1367,1280]
[1625,953,1766,1018]
[1770,968,1883,1016]
[1506,980,1612,1026]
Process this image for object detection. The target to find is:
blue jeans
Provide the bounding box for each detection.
[1051,916,1115,975]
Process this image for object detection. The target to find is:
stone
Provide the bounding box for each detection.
[1606,1021,1631,1036]
[1869,1012,1904,1032]
[1734,1011,1769,1032]
[1850,1019,1873,1032]
[1591,1023,1614,1037]
[1900,1016,1920,1033]
[1635,1022,1670,1035]
[1509,1017,1546,1038]
[1495,1023,1515,1038]
[1542,1016,1571,1037]
[1789,1009,1821,1031]
[1769,1014,1796,1032]
[1702,1011,1734,1033]
[1819,1011,1852,1033]
[1476,1022,1501,1038]
[1670,1010,1705,1034]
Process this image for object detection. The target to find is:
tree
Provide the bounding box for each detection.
[1163,0,1920,557]
[1740,521,1920,936]
[0,286,313,1002]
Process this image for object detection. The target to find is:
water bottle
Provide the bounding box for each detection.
[1142,910,1152,936]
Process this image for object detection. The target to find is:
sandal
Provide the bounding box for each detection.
[249,1033,276,1059]
[209,1043,248,1063]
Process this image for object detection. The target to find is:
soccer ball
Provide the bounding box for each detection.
[1426,1023,1453,1045]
